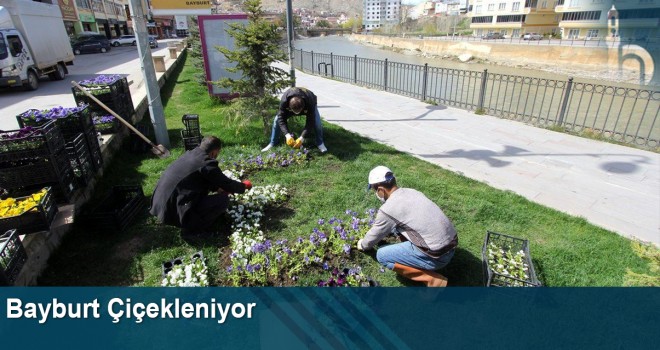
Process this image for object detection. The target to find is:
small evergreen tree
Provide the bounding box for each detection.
[215,0,291,132]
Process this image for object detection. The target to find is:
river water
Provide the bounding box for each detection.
[292,36,646,88]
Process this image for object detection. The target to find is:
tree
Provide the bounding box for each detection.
[215,0,292,132]
[277,12,301,30]
[341,16,362,31]
[316,19,331,28]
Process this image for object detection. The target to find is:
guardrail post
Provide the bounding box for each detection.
[300,49,303,71]
[311,51,314,74]
[557,77,574,125]
[477,69,488,111]
[384,58,388,91]
[330,53,334,78]
[354,55,357,83]
[422,63,428,101]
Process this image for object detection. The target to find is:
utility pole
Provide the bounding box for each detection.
[127,0,170,148]
[286,0,296,86]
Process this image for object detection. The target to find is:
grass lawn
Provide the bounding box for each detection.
[38,53,659,287]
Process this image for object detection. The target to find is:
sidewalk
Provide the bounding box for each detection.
[286,64,660,246]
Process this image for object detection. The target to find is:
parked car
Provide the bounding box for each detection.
[148,35,158,48]
[482,32,505,40]
[523,32,543,40]
[71,37,111,55]
[111,35,136,46]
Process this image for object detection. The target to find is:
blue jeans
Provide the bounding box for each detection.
[268,107,325,146]
[376,241,455,271]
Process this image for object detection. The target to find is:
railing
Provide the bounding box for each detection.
[294,49,660,148]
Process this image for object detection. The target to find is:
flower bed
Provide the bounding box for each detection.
[482,231,541,287]
[162,252,208,287]
[220,149,310,175]
[0,187,57,235]
[0,229,28,286]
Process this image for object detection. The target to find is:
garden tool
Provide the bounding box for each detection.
[71,81,171,159]
[393,263,448,287]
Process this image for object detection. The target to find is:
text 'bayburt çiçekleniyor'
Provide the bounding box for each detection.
[5,298,257,324]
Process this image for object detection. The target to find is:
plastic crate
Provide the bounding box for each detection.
[72,78,134,122]
[482,231,541,287]
[93,116,123,135]
[162,251,204,278]
[0,148,77,203]
[0,187,58,235]
[82,127,103,171]
[0,121,66,163]
[85,185,146,232]
[181,129,203,151]
[129,124,154,153]
[181,114,200,133]
[0,229,28,286]
[66,133,95,186]
[17,106,94,141]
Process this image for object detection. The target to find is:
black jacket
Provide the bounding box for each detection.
[276,87,318,139]
[149,148,246,227]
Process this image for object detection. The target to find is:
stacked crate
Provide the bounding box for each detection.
[72,76,134,123]
[0,122,76,202]
[181,114,202,151]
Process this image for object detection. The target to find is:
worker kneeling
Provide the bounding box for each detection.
[357,166,458,287]
[150,136,252,236]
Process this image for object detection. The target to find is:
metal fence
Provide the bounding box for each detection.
[294,49,660,148]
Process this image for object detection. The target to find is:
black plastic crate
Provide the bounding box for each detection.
[66,133,95,186]
[0,121,66,163]
[17,106,94,141]
[161,251,205,278]
[93,115,123,135]
[482,231,541,287]
[181,129,203,151]
[0,229,28,286]
[0,187,58,235]
[73,77,134,122]
[82,127,103,171]
[181,114,200,133]
[129,124,154,153]
[84,186,146,232]
[0,148,77,203]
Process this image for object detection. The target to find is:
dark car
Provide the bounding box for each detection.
[482,32,505,40]
[71,37,112,55]
[148,36,159,48]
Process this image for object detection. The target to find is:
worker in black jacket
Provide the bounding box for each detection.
[150,136,252,236]
[261,87,327,153]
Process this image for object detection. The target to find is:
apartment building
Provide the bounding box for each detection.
[468,0,560,38]
[363,0,401,30]
[558,0,658,40]
[612,0,659,40]
[555,0,611,39]
[408,1,435,19]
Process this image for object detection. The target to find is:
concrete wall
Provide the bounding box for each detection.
[350,34,656,73]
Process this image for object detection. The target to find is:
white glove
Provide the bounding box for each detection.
[357,239,365,251]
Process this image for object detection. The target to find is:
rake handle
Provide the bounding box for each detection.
[71,80,156,147]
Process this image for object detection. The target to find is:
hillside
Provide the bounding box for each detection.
[260,0,363,14]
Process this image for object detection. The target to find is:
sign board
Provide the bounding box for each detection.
[79,11,95,23]
[58,0,78,21]
[150,0,211,15]
[175,15,188,30]
[198,15,248,97]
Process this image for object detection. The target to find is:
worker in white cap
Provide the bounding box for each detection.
[357,166,458,287]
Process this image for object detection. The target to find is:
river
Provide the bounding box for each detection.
[292,36,648,88]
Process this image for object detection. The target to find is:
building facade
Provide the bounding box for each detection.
[468,0,560,38]
[363,0,402,31]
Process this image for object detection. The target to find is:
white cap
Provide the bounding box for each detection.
[368,166,394,189]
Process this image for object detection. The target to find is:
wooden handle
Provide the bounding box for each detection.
[71,80,155,147]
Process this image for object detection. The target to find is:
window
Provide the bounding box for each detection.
[475,5,483,14]
[568,29,579,38]
[488,4,495,10]
[499,3,506,10]
[541,0,547,7]
[471,16,494,23]
[586,29,599,38]
[6,35,23,57]
[76,0,91,10]
[512,2,520,11]
[525,0,538,7]
[512,29,521,37]
[496,14,526,22]
[568,0,580,6]
[561,11,601,21]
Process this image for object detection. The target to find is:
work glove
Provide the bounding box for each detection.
[242,179,252,190]
[356,239,365,251]
[293,137,304,149]
[285,133,295,147]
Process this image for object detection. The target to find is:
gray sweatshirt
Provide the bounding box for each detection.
[361,188,458,256]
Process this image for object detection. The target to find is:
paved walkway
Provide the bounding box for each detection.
[284,64,660,246]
